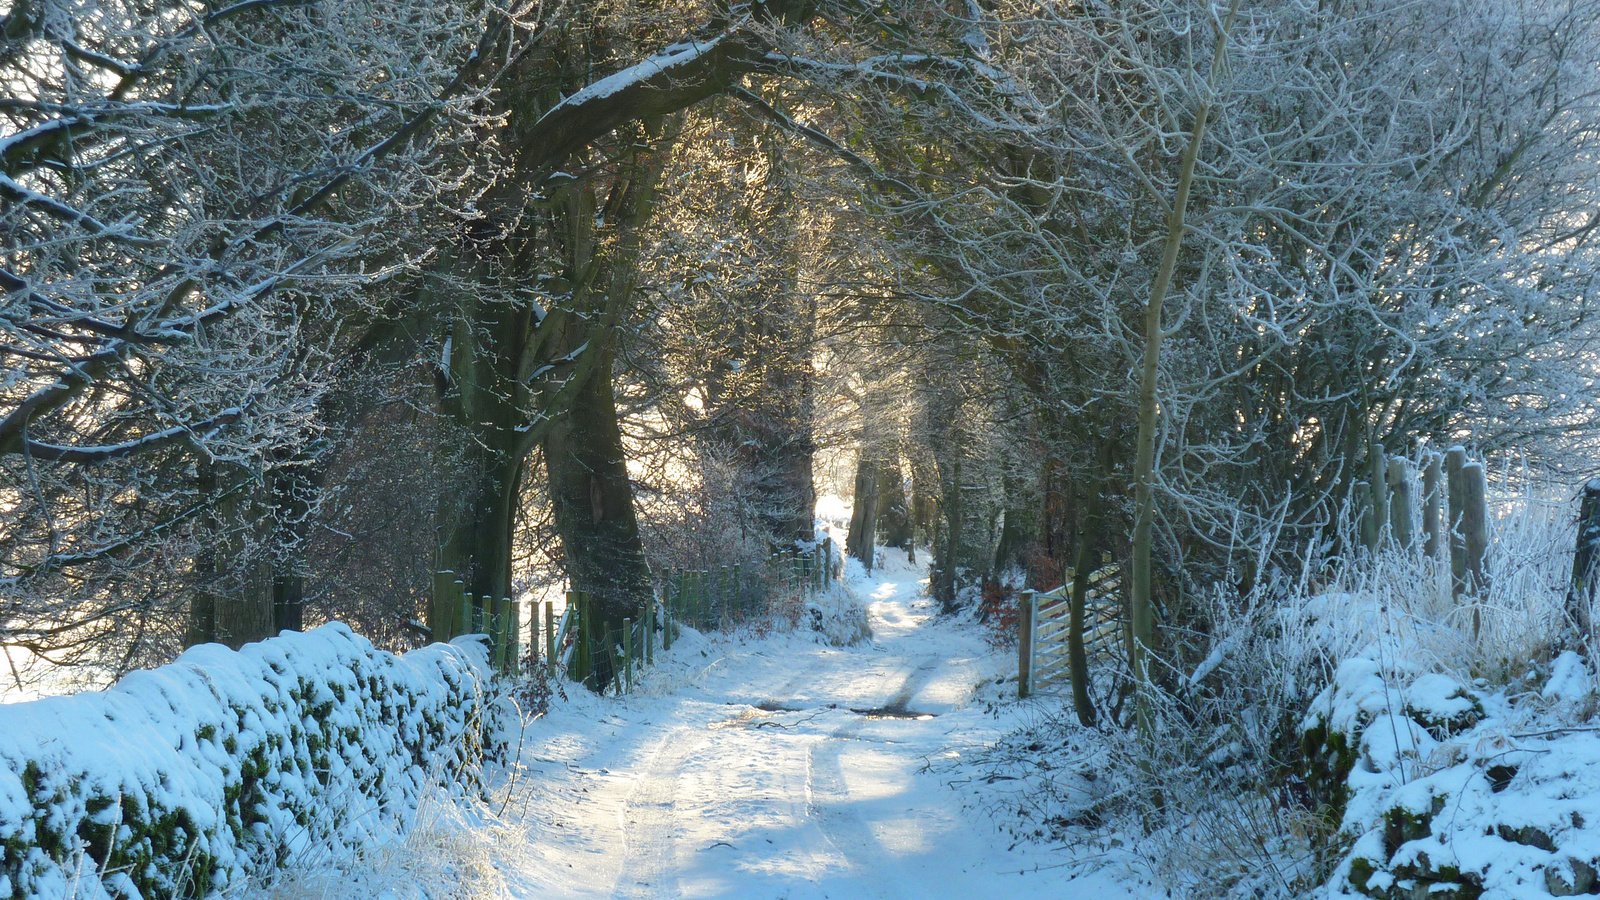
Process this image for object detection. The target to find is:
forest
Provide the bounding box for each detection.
[4,0,1600,897]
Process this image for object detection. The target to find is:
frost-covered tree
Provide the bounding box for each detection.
[0,0,503,667]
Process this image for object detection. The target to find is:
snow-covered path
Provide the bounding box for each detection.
[481,551,1138,899]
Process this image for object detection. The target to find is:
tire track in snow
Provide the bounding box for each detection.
[801,657,942,899]
[614,726,708,898]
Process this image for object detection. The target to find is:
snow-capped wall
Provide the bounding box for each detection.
[0,624,507,898]
[1309,649,1600,898]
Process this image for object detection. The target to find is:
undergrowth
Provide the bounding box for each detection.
[970,477,1581,897]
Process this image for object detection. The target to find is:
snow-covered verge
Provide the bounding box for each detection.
[1308,648,1600,898]
[962,483,1588,898]
[0,624,507,898]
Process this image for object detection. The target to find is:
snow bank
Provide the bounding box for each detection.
[0,624,507,898]
[1309,646,1600,898]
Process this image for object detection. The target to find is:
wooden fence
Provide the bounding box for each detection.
[428,573,522,673]
[1017,564,1123,699]
[1353,444,1490,603]
[434,539,837,694]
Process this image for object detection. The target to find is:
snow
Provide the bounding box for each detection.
[1310,639,1600,898]
[1542,651,1590,712]
[813,493,851,530]
[326,546,1143,897]
[538,36,727,122]
[0,625,504,897]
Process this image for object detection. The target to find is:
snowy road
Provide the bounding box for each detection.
[479,550,1140,899]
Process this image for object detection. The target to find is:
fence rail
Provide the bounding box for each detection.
[1018,564,1123,699]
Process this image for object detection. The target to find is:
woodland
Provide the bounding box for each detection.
[4,0,1600,895]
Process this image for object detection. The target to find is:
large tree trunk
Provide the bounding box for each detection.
[845,454,880,572]
[876,458,914,550]
[543,346,654,689]
[434,272,536,604]
[543,350,652,614]
[437,437,521,603]
[214,557,274,649]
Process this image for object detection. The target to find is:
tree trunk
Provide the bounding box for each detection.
[846,454,880,571]
[992,465,1035,577]
[214,557,274,649]
[909,452,940,562]
[188,461,276,649]
[935,456,964,612]
[437,435,521,603]
[876,457,913,550]
[1067,452,1107,728]
[1130,0,1237,739]
[186,461,221,647]
[754,271,818,544]
[766,433,817,543]
[543,344,654,690]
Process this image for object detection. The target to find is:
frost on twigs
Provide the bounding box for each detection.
[0,624,508,898]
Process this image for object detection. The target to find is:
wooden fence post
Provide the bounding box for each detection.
[1369,437,1389,547]
[1568,480,1600,638]
[642,600,653,666]
[496,597,508,667]
[1445,446,1469,601]
[623,617,634,693]
[569,590,588,685]
[450,581,464,634]
[495,597,507,670]
[1422,452,1444,559]
[1355,480,1377,552]
[506,598,520,673]
[1387,455,1414,551]
[1018,589,1037,699]
[534,598,547,669]
[1460,461,1490,641]
[545,600,556,675]
[486,596,500,668]
[662,585,674,652]
[430,570,455,642]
